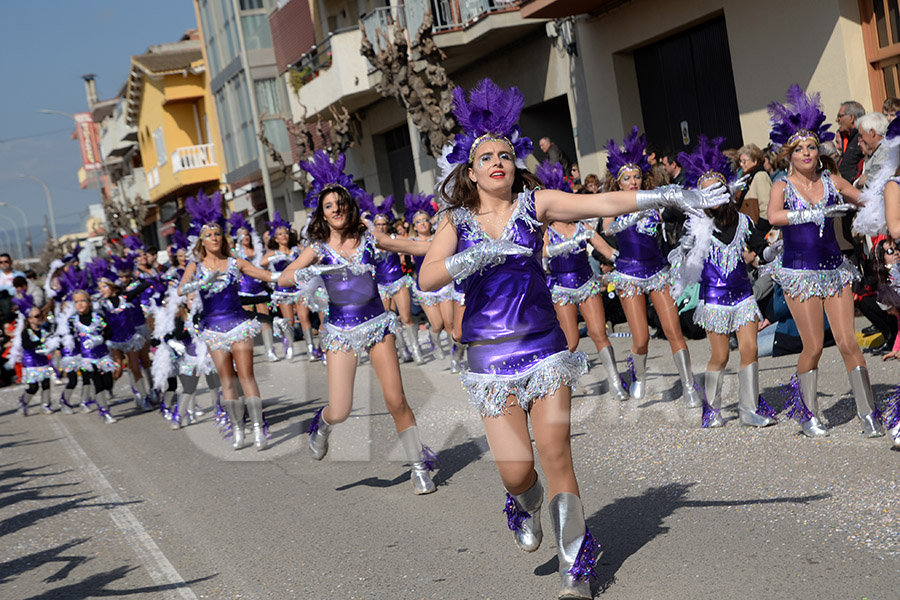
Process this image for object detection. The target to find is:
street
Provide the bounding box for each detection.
[1,327,898,600]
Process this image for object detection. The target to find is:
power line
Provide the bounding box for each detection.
[0,127,73,144]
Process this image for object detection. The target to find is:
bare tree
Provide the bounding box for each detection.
[103,193,146,241]
[360,11,456,159]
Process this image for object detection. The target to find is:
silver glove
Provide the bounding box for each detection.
[636,183,730,212]
[166,339,186,356]
[786,208,825,228]
[293,263,345,285]
[604,212,644,235]
[822,203,853,219]
[728,173,750,197]
[180,269,221,295]
[761,239,784,263]
[82,334,103,350]
[445,239,532,282]
[546,229,593,258]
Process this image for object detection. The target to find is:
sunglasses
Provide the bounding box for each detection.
[886,248,896,255]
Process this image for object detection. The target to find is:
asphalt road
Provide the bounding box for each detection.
[1,324,898,600]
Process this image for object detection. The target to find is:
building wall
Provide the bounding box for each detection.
[571,0,871,176]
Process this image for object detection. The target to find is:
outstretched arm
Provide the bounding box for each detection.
[276,246,318,287]
[535,189,640,223]
[236,258,278,283]
[176,262,198,296]
[372,229,432,256]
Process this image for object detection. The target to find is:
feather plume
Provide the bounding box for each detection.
[535,160,572,192]
[670,213,715,299]
[678,135,735,188]
[5,314,25,370]
[184,190,227,237]
[404,192,436,224]
[169,230,190,253]
[768,85,834,147]
[11,294,35,316]
[55,302,76,352]
[110,254,135,275]
[434,144,458,207]
[43,259,64,300]
[62,243,81,264]
[86,257,116,288]
[56,266,89,301]
[605,126,651,179]
[123,236,145,253]
[298,149,366,209]
[228,211,253,237]
[265,210,292,236]
[854,118,900,235]
[373,195,395,219]
[250,230,264,267]
[357,191,377,218]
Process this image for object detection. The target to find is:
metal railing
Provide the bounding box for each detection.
[171,144,217,174]
[361,5,407,54]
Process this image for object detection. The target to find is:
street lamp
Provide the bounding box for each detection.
[17,174,57,242]
[0,215,24,258]
[0,202,32,257]
[0,226,12,254]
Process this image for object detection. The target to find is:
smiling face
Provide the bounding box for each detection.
[274,226,290,247]
[790,138,820,173]
[617,167,643,192]
[373,215,390,234]
[98,281,114,299]
[468,140,515,195]
[175,249,187,267]
[321,192,348,231]
[412,212,432,236]
[201,226,223,254]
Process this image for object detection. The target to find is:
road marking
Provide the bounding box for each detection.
[47,417,198,600]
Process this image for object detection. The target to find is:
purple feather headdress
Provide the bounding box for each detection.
[86,257,116,288]
[404,192,436,224]
[110,254,135,276]
[265,210,292,237]
[768,85,834,148]
[299,150,365,209]
[11,294,35,315]
[678,136,735,188]
[357,191,377,218]
[184,191,227,237]
[123,236,145,254]
[62,243,82,264]
[372,195,395,222]
[56,267,89,301]
[169,230,190,253]
[446,79,532,167]
[228,212,253,237]
[535,160,572,192]
[606,126,651,180]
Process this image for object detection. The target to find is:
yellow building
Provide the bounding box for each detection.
[125,33,226,239]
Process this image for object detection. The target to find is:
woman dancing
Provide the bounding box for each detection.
[670,136,776,428]
[418,80,727,599]
[70,289,120,424]
[177,191,281,450]
[599,127,703,406]
[536,160,630,402]
[229,212,277,362]
[765,85,881,439]
[278,150,438,495]
[9,295,57,416]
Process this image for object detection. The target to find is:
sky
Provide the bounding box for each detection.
[0,0,198,257]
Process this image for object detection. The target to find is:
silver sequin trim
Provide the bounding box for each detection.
[693,296,761,334]
[321,311,402,355]
[199,318,263,352]
[551,275,604,305]
[606,267,671,298]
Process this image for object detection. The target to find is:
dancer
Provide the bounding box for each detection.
[536,160,630,402]
[369,195,423,364]
[229,212,277,362]
[407,195,454,360]
[178,191,280,450]
[8,295,56,416]
[599,127,703,406]
[764,85,882,438]
[277,150,438,495]
[70,290,119,424]
[113,254,155,403]
[670,136,776,428]
[418,80,726,598]
[165,231,191,284]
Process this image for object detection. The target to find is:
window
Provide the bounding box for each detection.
[262,118,290,155]
[240,0,265,9]
[255,78,282,115]
[242,14,273,50]
[152,126,167,166]
[862,1,900,105]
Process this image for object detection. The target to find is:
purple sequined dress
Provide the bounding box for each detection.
[269,247,304,305]
[101,296,145,352]
[179,320,215,376]
[195,258,262,351]
[607,210,670,297]
[547,222,603,305]
[412,250,454,306]
[309,232,402,354]
[21,327,55,383]
[235,245,269,299]
[764,172,859,299]
[374,246,411,300]
[72,313,117,373]
[124,280,151,339]
[449,190,588,417]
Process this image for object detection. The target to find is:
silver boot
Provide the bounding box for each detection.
[262,327,278,362]
[395,326,413,363]
[19,392,32,416]
[399,425,436,495]
[303,328,321,363]
[628,352,647,400]
[848,366,885,438]
[246,396,268,450]
[95,391,117,424]
[429,330,445,360]
[503,477,543,552]
[702,370,725,428]
[738,363,776,427]
[183,392,198,425]
[673,348,702,408]
[308,407,333,460]
[41,388,53,414]
[450,342,466,374]
[598,345,629,401]
[797,370,828,438]
[284,327,295,361]
[405,326,424,365]
[223,398,246,450]
[59,390,74,415]
[548,493,598,600]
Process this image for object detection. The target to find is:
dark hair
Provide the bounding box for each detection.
[707,196,739,230]
[146,246,159,256]
[267,227,300,250]
[307,187,367,244]
[25,269,37,279]
[439,164,541,214]
[0,252,10,261]
[883,97,900,113]
[13,276,27,288]
[662,151,681,166]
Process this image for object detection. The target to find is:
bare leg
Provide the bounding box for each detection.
[579,294,611,353]
[530,386,579,499]
[554,303,580,352]
[648,288,688,354]
[368,335,416,432]
[619,293,650,354]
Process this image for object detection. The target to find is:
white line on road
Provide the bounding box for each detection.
[46,416,198,600]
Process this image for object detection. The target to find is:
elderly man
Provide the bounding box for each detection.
[856,111,890,189]
[836,100,866,182]
[538,136,571,171]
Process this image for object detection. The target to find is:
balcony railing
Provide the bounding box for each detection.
[171,144,217,174]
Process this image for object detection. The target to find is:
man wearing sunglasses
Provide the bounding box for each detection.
[0,253,25,296]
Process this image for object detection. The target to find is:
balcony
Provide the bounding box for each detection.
[171,144,217,173]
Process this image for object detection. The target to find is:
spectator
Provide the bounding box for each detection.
[883,97,900,122]
[0,253,25,296]
[567,162,582,187]
[819,140,841,175]
[583,173,601,193]
[538,137,571,171]
[13,275,44,310]
[660,151,685,185]
[736,143,772,227]
[836,100,866,182]
[645,142,660,166]
[856,111,890,188]
[764,143,788,182]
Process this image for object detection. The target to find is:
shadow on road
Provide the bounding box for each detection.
[534,482,830,594]
[21,565,216,600]
[0,537,92,585]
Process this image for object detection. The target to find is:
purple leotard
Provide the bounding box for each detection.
[71,312,117,373]
[312,232,401,354]
[101,296,145,352]
[607,210,670,297]
[374,246,411,300]
[547,222,603,305]
[235,245,268,298]
[21,327,55,383]
[269,248,303,305]
[411,249,453,306]
[449,190,587,416]
[195,258,262,351]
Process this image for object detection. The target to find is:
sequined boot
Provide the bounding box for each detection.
[798,370,828,438]
[701,371,725,428]
[95,390,117,424]
[283,327,295,361]
[262,327,278,362]
[450,342,467,374]
[246,396,268,450]
[19,392,32,416]
[308,407,333,460]
[848,366,885,438]
[548,493,598,599]
[223,398,246,450]
[40,388,53,414]
[399,426,436,494]
[405,326,424,365]
[59,390,74,415]
[395,326,413,363]
[503,477,543,552]
[598,345,629,401]
[628,352,647,400]
[738,362,776,427]
[303,328,321,363]
[430,330,445,360]
[673,348,702,408]
[182,391,198,425]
